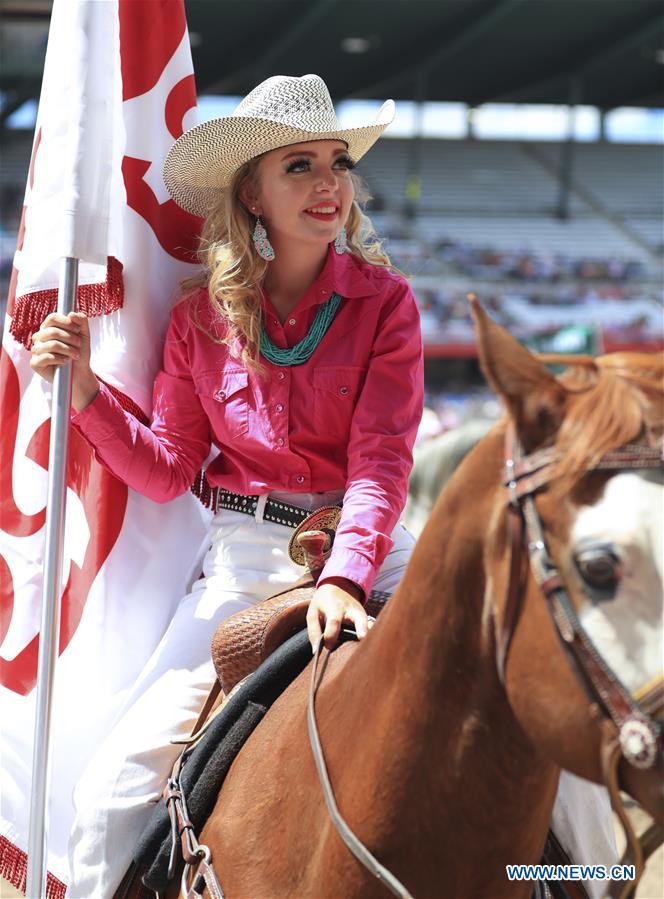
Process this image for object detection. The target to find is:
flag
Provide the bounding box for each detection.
[0,1,211,892]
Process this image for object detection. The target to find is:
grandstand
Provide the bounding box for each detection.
[361,138,662,262]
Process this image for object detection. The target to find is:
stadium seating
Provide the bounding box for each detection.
[358,138,663,264]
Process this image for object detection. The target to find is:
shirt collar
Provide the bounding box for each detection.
[293,243,380,314]
[261,242,380,319]
[322,242,380,300]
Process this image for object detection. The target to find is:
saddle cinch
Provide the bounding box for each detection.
[116,532,390,899]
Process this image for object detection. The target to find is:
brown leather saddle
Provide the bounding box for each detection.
[212,571,389,697]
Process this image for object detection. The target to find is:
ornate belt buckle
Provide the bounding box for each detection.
[287,505,342,566]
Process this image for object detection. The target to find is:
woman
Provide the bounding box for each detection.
[31,74,424,897]
[31,74,618,899]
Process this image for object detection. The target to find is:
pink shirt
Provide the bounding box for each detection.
[72,245,424,597]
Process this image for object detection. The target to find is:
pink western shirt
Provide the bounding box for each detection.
[72,245,424,597]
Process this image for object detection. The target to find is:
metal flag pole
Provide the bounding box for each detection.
[26,255,79,899]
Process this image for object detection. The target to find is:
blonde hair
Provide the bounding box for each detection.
[182,157,396,373]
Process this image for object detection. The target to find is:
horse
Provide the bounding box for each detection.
[172,300,663,899]
[404,418,493,537]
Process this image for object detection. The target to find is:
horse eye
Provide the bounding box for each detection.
[575,547,621,600]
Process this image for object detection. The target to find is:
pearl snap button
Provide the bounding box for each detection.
[277,437,284,447]
[339,385,349,396]
[296,475,305,484]
[277,371,285,381]
[216,390,226,400]
[275,403,284,413]
[288,318,296,326]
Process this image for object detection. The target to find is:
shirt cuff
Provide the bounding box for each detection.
[70,382,124,441]
[318,548,378,602]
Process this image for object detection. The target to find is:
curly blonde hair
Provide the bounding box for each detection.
[183,156,396,373]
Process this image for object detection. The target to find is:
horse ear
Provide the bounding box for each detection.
[469,295,567,450]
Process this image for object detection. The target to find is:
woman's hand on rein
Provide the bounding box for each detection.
[307,577,369,652]
[30,312,100,412]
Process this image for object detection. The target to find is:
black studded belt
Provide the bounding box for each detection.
[213,489,340,530]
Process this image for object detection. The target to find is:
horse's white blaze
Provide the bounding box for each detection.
[571,472,663,695]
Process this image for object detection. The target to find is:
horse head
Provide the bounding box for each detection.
[470,297,663,831]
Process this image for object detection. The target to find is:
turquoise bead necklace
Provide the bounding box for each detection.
[259,292,341,366]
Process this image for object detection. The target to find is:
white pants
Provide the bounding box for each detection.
[66,491,415,897]
[66,491,617,898]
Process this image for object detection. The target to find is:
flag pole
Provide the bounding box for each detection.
[26,256,79,899]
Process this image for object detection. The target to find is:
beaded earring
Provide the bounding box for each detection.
[252,216,275,261]
[333,226,347,255]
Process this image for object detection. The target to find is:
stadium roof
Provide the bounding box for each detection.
[0,0,663,119]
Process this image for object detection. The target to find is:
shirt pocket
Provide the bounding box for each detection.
[312,366,365,440]
[194,368,250,440]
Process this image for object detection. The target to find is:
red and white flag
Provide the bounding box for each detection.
[0,1,210,893]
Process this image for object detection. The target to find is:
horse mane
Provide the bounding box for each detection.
[536,351,664,485]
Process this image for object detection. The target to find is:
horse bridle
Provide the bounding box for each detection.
[497,427,663,768]
[497,425,663,899]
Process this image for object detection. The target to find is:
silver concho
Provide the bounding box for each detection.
[619,715,659,770]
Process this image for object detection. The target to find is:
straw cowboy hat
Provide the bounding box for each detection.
[164,74,395,217]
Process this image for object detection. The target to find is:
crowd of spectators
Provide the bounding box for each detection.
[430,238,649,283]
[414,280,662,346]
[374,217,654,283]
[394,232,663,436]
[365,229,663,348]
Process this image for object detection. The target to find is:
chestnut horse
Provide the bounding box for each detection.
[181,302,663,898]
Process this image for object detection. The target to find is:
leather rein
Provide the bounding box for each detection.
[497,427,663,899]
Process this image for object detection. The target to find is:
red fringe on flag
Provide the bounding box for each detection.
[9,256,124,350]
[0,834,66,899]
[190,468,218,510]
